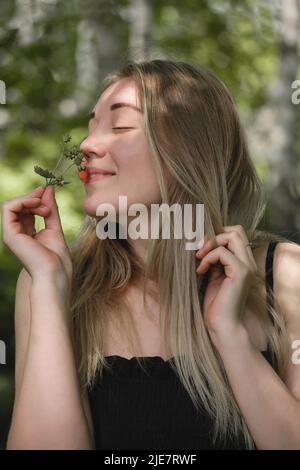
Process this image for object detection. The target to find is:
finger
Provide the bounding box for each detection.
[222,225,246,235]
[4,197,43,221]
[2,198,45,237]
[28,205,51,216]
[1,187,44,211]
[219,228,257,268]
[19,211,37,236]
[222,225,251,247]
[40,186,64,232]
[222,225,255,258]
[195,234,208,250]
[16,186,45,204]
[20,201,50,215]
[19,212,36,236]
[26,186,46,197]
[195,236,221,261]
[197,232,254,266]
[197,246,240,280]
[20,205,51,235]
[195,237,215,257]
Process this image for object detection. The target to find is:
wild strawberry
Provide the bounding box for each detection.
[78,169,88,183]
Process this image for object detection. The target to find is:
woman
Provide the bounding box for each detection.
[2,59,300,450]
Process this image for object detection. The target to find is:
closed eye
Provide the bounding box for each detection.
[112,127,134,130]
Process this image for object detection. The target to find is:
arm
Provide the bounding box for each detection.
[11,268,95,447]
[2,187,95,449]
[7,273,95,450]
[214,242,300,450]
[13,268,32,406]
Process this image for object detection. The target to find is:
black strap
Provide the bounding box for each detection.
[265,240,279,325]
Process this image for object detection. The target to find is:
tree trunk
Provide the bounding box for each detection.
[248,0,300,240]
[128,0,153,61]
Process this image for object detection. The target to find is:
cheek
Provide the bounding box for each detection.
[116,141,161,203]
[116,139,155,177]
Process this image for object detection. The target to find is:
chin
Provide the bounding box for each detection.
[83,196,119,219]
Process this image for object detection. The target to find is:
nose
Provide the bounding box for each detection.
[80,135,108,166]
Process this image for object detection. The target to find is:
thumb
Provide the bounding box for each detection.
[40,185,64,232]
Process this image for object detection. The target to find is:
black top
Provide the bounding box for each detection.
[88,241,279,450]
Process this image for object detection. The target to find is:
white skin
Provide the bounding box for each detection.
[80,77,162,265]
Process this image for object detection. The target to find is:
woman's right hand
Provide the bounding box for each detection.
[1,185,73,286]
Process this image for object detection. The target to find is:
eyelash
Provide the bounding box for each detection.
[112,127,133,130]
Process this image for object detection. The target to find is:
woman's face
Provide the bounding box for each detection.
[80,77,161,218]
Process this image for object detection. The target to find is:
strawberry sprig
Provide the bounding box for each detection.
[33,134,86,187]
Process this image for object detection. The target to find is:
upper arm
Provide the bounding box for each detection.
[273,242,300,401]
[14,268,32,399]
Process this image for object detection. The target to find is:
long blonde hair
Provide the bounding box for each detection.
[69,59,293,449]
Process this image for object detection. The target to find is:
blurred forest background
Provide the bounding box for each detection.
[1,0,300,450]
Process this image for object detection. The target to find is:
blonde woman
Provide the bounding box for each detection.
[2,59,300,450]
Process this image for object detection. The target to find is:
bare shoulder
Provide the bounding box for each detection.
[270,241,300,400]
[271,241,300,328]
[252,240,300,328]
[272,241,300,283]
[252,240,300,284]
[243,240,299,350]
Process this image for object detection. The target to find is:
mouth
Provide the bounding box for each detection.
[85,172,116,185]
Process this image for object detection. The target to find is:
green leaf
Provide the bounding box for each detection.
[33,166,56,178]
[63,134,72,144]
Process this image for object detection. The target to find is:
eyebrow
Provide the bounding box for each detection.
[88,102,142,120]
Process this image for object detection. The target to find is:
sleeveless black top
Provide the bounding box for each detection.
[88,241,279,450]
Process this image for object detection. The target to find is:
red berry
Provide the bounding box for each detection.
[78,169,88,183]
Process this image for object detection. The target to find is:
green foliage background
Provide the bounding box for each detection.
[0,0,297,449]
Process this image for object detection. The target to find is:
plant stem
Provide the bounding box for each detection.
[51,152,65,177]
[59,161,76,178]
[51,139,68,176]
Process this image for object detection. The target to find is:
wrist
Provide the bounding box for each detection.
[30,274,71,309]
[208,322,250,355]
[31,269,71,292]
[28,278,72,339]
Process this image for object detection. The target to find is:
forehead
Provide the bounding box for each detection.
[94,77,140,112]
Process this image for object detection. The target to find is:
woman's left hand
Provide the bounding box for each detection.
[195,225,258,346]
